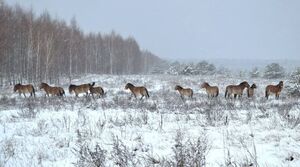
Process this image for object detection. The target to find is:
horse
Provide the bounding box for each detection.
[200,82,219,98]
[39,82,64,97]
[125,83,149,100]
[265,81,283,99]
[13,83,35,97]
[247,84,257,98]
[69,82,95,97]
[225,81,250,99]
[174,85,193,99]
[90,86,105,98]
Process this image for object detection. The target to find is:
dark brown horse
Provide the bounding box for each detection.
[175,85,193,99]
[39,82,64,97]
[90,86,105,98]
[265,81,283,99]
[13,83,35,97]
[200,82,219,98]
[125,83,149,99]
[247,84,257,98]
[69,82,95,97]
[225,81,250,99]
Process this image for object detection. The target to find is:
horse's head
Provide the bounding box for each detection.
[251,84,257,89]
[13,83,21,92]
[69,84,75,94]
[278,81,284,88]
[175,85,182,90]
[201,82,209,88]
[240,81,250,88]
[39,82,47,90]
[125,83,133,89]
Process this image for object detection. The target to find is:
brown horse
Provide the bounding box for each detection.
[39,82,64,97]
[175,85,193,99]
[247,84,257,98]
[200,82,219,98]
[225,81,250,99]
[69,82,95,97]
[90,86,105,98]
[13,83,35,97]
[125,83,149,99]
[265,81,283,99]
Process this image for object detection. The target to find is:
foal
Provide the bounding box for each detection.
[175,85,193,99]
[125,83,149,99]
[265,81,283,99]
[90,86,105,98]
[200,82,219,98]
[247,84,257,98]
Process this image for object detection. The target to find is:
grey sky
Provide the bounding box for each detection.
[7,0,300,60]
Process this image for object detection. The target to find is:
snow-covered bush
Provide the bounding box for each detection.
[165,130,209,167]
[194,61,216,75]
[74,143,107,167]
[286,67,300,97]
[263,63,285,79]
[166,61,184,75]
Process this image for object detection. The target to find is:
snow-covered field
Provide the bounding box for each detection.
[0,74,300,166]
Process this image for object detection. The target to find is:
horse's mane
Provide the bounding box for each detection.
[203,82,210,87]
[175,85,183,89]
[69,84,76,89]
[126,83,134,87]
[239,81,248,85]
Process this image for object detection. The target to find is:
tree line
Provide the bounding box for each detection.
[0,2,162,85]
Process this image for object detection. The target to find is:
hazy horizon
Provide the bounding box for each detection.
[7,0,300,61]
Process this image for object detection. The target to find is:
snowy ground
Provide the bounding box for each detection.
[0,74,300,166]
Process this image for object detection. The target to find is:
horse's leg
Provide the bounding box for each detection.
[140,95,144,100]
[234,94,237,99]
[180,95,184,100]
[23,93,26,98]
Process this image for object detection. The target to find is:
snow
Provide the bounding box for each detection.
[0,74,300,166]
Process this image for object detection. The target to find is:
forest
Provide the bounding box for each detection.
[0,2,162,85]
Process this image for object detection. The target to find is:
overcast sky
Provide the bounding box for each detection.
[7,0,300,60]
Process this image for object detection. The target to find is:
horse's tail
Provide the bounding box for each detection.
[225,87,228,98]
[216,88,219,97]
[90,82,95,87]
[32,85,36,97]
[61,89,65,96]
[265,88,269,99]
[247,89,250,98]
[145,88,150,98]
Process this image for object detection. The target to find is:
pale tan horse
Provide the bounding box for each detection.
[200,82,219,98]
[39,82,64,97]
[247,83,257,98]
[175,85,193,99]
[265,81,283,99]
[69,82,95,97]
[225,81,250,99]
[90,86,105,98]
[13,83,35,97]
[125,83,149,99]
